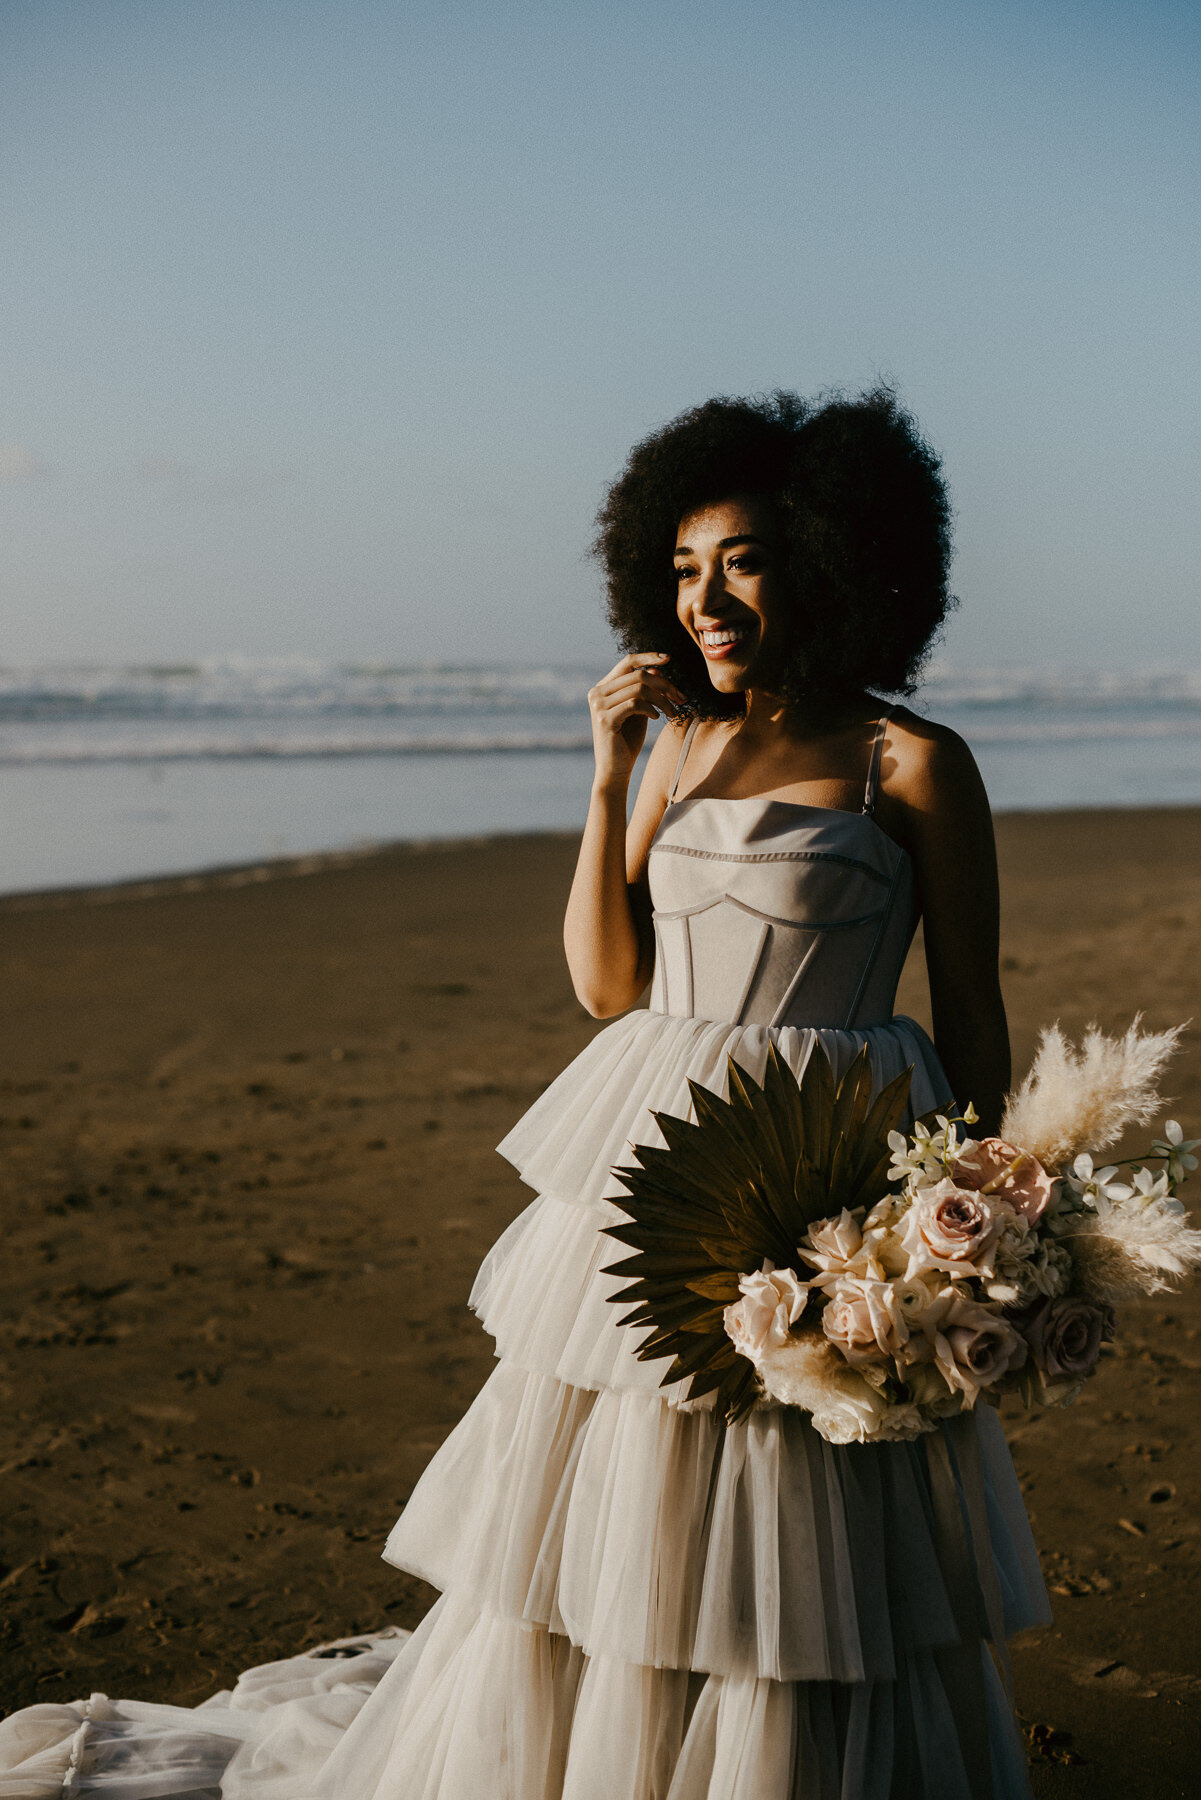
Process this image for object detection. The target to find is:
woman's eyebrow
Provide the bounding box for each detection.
[673,534,770,556]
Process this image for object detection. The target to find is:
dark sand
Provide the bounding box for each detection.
[1,811,1199,1796]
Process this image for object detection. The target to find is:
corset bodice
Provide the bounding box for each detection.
[647,796,917,1031]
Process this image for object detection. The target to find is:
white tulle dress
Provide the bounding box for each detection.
[0,716,1050,1799]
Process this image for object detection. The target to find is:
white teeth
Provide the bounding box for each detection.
[700,629,746,646]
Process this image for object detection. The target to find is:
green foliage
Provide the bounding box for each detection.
[603,1045,913,1423]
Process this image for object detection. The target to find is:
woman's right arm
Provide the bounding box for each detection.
[563,653,687,1018]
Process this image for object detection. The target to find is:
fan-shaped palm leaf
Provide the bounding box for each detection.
[603,1044,912,1423]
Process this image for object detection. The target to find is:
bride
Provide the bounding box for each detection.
[0,387,1048,1798]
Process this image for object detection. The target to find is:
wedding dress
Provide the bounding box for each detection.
[0,714,1049,1799]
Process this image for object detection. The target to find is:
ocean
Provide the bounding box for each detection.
[1,658,1200,896]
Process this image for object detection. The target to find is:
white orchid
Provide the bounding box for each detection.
[887,1125,938,1185]
[1151,1120,1200,1187]
[1129,1164,1178,1209]
[1068,1152,1134,1208]
[933,1115,973,1166]
[887,1115,973,1189]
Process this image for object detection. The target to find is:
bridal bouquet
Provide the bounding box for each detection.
[604,1023,1200,1442]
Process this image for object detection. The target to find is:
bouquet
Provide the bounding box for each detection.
[603,1021,1200,1444]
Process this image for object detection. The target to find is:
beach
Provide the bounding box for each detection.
[1,810,1199,1796]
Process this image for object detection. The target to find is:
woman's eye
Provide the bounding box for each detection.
[674,565,695,582]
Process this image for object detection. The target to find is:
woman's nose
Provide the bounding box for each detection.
[699,563,729,608]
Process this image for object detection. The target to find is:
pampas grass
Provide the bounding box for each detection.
[1062,1207,1201,1302]
[1001,1018,1184,1170]
[757,1331,849,1410]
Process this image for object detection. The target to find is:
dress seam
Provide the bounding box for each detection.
[842,856,903,1028]
[651,843,892,879]
[654,900,885,930]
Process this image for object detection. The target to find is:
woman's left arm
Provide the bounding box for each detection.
[887,720,1011,1135]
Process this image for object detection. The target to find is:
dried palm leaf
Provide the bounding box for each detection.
[602,1044,912,1423]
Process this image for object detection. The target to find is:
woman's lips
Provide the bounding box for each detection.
[697,626,753,661]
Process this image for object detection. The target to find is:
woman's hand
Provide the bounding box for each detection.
[565,660,686,1018]
[588,653,684,789]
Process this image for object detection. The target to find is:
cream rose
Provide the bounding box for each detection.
[871,1401,937,1442]
[756,1332,891,1442]
[896,1180,1011,1279]
[821,1281,883,1367]
[801,1206,905,1289]
[800,1209,869,1283]
[723,1265,809,1366]
[809,1370,893,1444]
[952,1137,1055,1223]
[821,1275,939,1365]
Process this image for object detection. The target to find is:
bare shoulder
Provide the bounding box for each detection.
[641,709,728,785]
[628,714,693,829]
[643,713,692,786]
[882,705,988,814]
[624,715,696,883]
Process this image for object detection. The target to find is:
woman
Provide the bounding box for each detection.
[0,388,1049,1798]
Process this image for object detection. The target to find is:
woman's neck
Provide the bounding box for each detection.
[736,685,874,739]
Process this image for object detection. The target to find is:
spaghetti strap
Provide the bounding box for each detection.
[862,707,895,815]
[667,718,700,803]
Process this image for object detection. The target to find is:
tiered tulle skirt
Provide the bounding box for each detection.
[0,1011,1050,1799]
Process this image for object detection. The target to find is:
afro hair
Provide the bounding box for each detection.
[593,386,954,718]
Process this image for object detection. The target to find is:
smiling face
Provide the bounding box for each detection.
[673,495,790,696]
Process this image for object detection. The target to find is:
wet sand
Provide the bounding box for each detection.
[1,810,1199,1796]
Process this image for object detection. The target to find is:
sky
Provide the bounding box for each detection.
[0,0,1197,670]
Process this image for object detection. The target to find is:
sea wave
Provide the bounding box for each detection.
[0,657,1200,723]
[0,732,596,765]
[0,659,596,720]
[5,716,1201,766]
[1,657,1200,765]
[919,662,1201,708]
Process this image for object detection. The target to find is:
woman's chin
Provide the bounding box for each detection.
[702,659,752,693]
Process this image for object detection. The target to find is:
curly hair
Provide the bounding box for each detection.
[592,386,954,718]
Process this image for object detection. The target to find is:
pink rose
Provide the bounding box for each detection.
[723,1265,809,1366]
[952,1138,1055,1223]
[932,1297,1028,1404]
[897,1180,1010,1278]
[821,1282,885,1367]
[821,1275,937,1365]
[1021,1294,1115,1382]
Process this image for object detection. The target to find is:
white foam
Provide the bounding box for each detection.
[0,658,1199,766]
[0,731,596,765]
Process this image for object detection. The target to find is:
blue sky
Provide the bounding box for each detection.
[1,0,1197,669]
